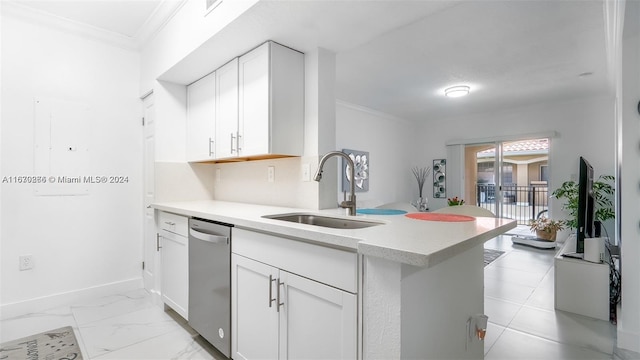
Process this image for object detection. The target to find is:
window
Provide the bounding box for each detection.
[540,165,549,182]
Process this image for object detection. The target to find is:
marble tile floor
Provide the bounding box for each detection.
[0,231,622,360]
[484,233,619,360]
[0,289,227,360]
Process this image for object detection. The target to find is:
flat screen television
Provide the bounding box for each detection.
[576,156,595,253]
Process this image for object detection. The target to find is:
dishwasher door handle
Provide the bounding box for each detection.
[189,228,229,245]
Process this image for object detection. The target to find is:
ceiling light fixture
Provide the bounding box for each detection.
[444,85,470,98]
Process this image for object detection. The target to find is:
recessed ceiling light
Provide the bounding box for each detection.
[444,85,470,98]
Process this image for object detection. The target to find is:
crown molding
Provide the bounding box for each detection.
[2,1,138,50]
[336,99,414,125]
[1,0,187,51]
[135,0,188,48]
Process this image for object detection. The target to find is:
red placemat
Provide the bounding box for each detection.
[405,213,476,222]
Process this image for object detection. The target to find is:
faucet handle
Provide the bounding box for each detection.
[340,200,355,207]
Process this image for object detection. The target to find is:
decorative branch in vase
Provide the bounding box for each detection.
[411,166,431,211]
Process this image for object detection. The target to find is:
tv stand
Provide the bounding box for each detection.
[554,235,609,321]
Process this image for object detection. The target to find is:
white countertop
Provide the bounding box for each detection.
[152,200,516,267]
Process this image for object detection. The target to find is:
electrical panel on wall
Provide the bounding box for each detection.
[34,97,90,196]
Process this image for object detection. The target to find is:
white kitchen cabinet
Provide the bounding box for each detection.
[231,229,357,359]
[186,72,216,162]
[158,212,189,320]
[232,254,279,360]
[237,41,304,158]
[215,58,239,159]
[278,270,357,359]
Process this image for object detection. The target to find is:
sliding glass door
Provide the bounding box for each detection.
[464,138,549,224]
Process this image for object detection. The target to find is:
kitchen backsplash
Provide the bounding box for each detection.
[155,162,215,202]
[212,156,320,209]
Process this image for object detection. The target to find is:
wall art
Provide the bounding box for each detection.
[342,149,369,192]
[433,159,446,198]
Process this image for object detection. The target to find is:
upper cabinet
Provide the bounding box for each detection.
[186,41,304,163]
[237,42,304,159]
[215,58,239,159]
[186,72,216,162]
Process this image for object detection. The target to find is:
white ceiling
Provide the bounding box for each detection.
[8,0,613,122]
[336,0,610,120]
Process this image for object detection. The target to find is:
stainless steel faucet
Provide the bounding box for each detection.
[314,151,357,216]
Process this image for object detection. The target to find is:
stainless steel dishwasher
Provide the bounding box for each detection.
[188,218,232,358]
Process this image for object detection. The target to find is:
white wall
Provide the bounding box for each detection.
[0,10,142,314]
[416,97,616,227]
[617,0,640,352]
[139,0,258,92]
[154,81,187,163]
[336,101,419,208]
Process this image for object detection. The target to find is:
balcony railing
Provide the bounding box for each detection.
[476,184,549,225]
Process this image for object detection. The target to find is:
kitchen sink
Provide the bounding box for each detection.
[262,213,383,229]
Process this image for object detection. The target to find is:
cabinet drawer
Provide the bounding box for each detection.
[232,228,358,293]
[158,211,188,237]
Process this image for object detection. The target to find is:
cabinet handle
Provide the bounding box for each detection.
[230,133,236,153]
[276,279,285,312]
[208,137,214,157]
[156,233,162,251]
[164,221,175,226]
[236,132,242,152]
[268,275,277,308]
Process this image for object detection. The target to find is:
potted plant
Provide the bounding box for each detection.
[411,166,431,211]
[551,175,615,230]
[530,216,564,241]
[447,197,465,206]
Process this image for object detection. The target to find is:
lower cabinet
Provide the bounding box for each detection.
[160,230,188,319]
[232,254,357,360]
[158,211,189,320]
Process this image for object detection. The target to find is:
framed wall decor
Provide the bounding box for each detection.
[433,159,446,198]
[342,149,369,192]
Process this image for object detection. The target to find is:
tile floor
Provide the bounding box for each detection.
[0,231,620,359]
[483,233,618,360]
[0,289,226,360]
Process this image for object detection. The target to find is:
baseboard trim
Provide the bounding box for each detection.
[615,345,640,360]
[616,328,640,355]
[0,277,143,320]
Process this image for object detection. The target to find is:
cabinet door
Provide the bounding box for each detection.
[279,271,357,360]
[232,254,279,360]
[160,230,189,320]
[215,58,239,159]
[186,72,216,161]
[238,42,270,157]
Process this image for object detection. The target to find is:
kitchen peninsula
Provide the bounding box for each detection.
[154,200,515,359]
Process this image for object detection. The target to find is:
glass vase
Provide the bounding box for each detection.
[413,197,429,212]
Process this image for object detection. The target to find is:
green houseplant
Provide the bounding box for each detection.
[551,175,615,229]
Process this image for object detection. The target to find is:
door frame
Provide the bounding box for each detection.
[141,91,160,302]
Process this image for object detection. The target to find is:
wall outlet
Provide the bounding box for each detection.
[19,255,34,271]
[302,163,311,182]
[267,166,275,183]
